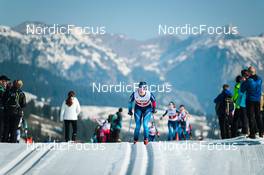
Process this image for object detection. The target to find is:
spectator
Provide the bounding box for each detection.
[241,66,263,138]
[261,92,264,131]
[2,80,26,143]
[110,108,123,142]
[214,84,234,139]
[0,75,10,141]
[232,75,248,137]
[60,91,81,142]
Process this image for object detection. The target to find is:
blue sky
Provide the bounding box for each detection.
[0,0,263,40]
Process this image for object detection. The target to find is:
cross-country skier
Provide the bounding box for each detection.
[180,105,192,140]
[177,105,189,140]
[148,121,159,142]
[128,81,157,145]
[160,101,178,141]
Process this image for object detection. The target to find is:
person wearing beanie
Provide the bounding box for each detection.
[2,80,26,143]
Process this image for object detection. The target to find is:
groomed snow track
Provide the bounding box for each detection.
[0,137,264,175]
[0,143,54,175]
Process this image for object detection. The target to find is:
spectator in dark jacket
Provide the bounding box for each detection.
[241,66,263,138]
[110,108,123,142]
[0,75,10,141]
[2,80,26,143]
[214,84,233,139]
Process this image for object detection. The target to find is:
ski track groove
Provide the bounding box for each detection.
[0,143,41,175]
[126,142,149,175]
[110,142,132,175]
[2,143,54,175]
[23,145,54,175]
[146,143,154,175]
[126,143,137,175]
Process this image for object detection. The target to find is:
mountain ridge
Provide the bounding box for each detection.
[1,22,264,114]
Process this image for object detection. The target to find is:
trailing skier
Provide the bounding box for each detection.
[160,101,178,141]
[128,81,157,145]
[177,105,189,140]
[178,105,192,140]
[148,121,159,142]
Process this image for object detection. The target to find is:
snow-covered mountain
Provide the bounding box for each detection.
[164,34,264,112]
[0,22,264,114]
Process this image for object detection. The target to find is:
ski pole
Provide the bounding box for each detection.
[128,114,133,141]
[152,115,160,138]
[128,114,133,133]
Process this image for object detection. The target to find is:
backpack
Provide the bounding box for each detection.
[6,89,23,109]
[224,97,234,116]
[110,114,119,130]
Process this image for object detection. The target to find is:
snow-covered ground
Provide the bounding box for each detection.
[0,137,264,175]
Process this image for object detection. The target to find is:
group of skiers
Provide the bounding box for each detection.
[128,81,192,145]
[214,66,264,139]
[161,103,192,141]
[89,81,192,145]
[0,75,27,143]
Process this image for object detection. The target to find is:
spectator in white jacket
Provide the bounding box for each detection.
[60,91,81,142]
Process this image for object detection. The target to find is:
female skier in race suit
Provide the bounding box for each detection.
[161,101,178,141]
[128,82,156,145]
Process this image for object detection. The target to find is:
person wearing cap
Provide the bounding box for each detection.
[2,80,26,143]
[128,81,157,145]
[0,75,10,141]
[214,84,234,139]
[241,66,263,138]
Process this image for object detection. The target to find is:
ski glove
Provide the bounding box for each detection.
[152,108,157,114]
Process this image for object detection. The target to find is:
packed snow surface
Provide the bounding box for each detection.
[0,136,264,175]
